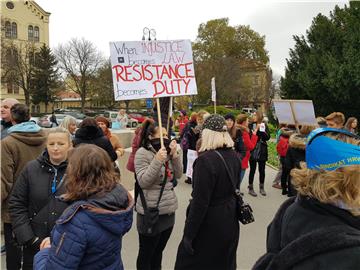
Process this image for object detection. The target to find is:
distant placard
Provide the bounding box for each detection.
[273,100,317,125]
[109,40,197,101]
[273,100,296,125]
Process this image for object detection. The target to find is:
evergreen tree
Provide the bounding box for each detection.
[281,2,360,120]
[31,44,60,112]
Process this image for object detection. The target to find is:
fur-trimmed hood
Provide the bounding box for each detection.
[289,134,307,150]
[280,128,296,138]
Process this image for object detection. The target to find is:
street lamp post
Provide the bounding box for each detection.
[142,27,156,41]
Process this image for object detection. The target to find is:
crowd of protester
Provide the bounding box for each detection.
[1,97,359,270]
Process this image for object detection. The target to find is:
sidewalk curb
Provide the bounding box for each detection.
[266,162,279,171]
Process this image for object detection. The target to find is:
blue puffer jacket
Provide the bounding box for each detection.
[34,184,134,270]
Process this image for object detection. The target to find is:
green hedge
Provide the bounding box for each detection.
[267,141,280,168]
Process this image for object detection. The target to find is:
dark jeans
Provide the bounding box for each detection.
[280,157,287,190]
[137,227,173,270]
[248,160,266,185]
[4,223,38,270]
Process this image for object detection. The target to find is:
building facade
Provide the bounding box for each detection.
[1,0,50,113]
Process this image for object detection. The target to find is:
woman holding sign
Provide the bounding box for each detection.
[134,119,182,270]
[248,111,270,197]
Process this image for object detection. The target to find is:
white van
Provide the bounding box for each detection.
[242,107,257,114]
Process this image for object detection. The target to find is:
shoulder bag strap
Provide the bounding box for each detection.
[214,150,244,204]
[136,164,168,210]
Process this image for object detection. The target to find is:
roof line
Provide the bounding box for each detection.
[30,1,51,16]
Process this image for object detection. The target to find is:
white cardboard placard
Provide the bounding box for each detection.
[186,149,198,179]
[109,40,197,101]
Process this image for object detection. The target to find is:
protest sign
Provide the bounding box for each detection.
[273,99,317,126]
[186,150,198,178]
[109,40,197,101]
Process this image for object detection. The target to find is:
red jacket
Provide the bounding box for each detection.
[277,136,289,157]
[241,130,258,169]
[126,126,142,172]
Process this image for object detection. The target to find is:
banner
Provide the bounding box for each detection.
[109,40,197,100]
[211,77,216,102]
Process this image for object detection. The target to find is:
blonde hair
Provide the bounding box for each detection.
[47,127,72,143]
[198,129,234,152]
[59,116,77,134]
[292,133,360,215]
[325,112,345,125]
[300,125,317,136]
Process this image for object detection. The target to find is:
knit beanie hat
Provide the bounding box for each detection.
[224,113,235,122]
[203,114,227,132]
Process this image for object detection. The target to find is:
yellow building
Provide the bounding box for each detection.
[1,0,50,113]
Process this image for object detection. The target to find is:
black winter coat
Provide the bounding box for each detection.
[250,123,271,161]
[73,126,117,161]
[253,196,360,270]
[175,148,240,270]
[8,151,69,245]
[181,121,199,151]
[282,134,306,195]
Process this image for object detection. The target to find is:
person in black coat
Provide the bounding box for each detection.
[175,114,241,270]
[180,112,198,184]
[282,125,316,196]
[254,130,360,270]
[73,117,117,161]
[8,128,72,269]
[248,111,270,197]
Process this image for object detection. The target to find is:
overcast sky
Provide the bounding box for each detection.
[36,0,347,77]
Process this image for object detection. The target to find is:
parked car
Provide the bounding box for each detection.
[99,111,139,129]
[242,107,257,114]
[38,113,84,128]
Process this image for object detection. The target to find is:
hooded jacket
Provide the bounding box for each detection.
[284,134,306,172]
[134,146,182,215]
[9,151,69,245]
[33,184,134,270]
[276,129,295,158]
[253,196,360,270]
[238,125,258,169]
[1,121,47,223]
[73,125,117,161]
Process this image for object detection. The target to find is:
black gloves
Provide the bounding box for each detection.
[183,236,194,255]
[26,236,43,250]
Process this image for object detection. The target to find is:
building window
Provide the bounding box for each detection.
[36,105,40,113]
[11,22,17,38]
[7,82,13,94]
[34,26,39,42]
[28,25,33,41]
[253,75,260,86]
[5,21,11,38]
[6,1,14,9]
[13,84,19,94]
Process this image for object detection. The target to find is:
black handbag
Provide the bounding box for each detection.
[214,151,255,225]
[250,140,262,161]
[137,167,168,235]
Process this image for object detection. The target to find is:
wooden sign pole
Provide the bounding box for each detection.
[167,97,173,135]
[156,98,164,148]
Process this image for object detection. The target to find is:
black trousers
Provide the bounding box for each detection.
[4,223,38,270]
[182,149,188,174]
[137,227,173,270]
[248,160,266,185]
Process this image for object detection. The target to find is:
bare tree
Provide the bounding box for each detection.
[55,38,103,112]
[1,40,37,106]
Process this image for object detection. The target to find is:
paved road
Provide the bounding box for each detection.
[121,166,286,270]
[1,166,286,270]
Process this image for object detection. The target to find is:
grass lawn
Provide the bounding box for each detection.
[267,141,280,168]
